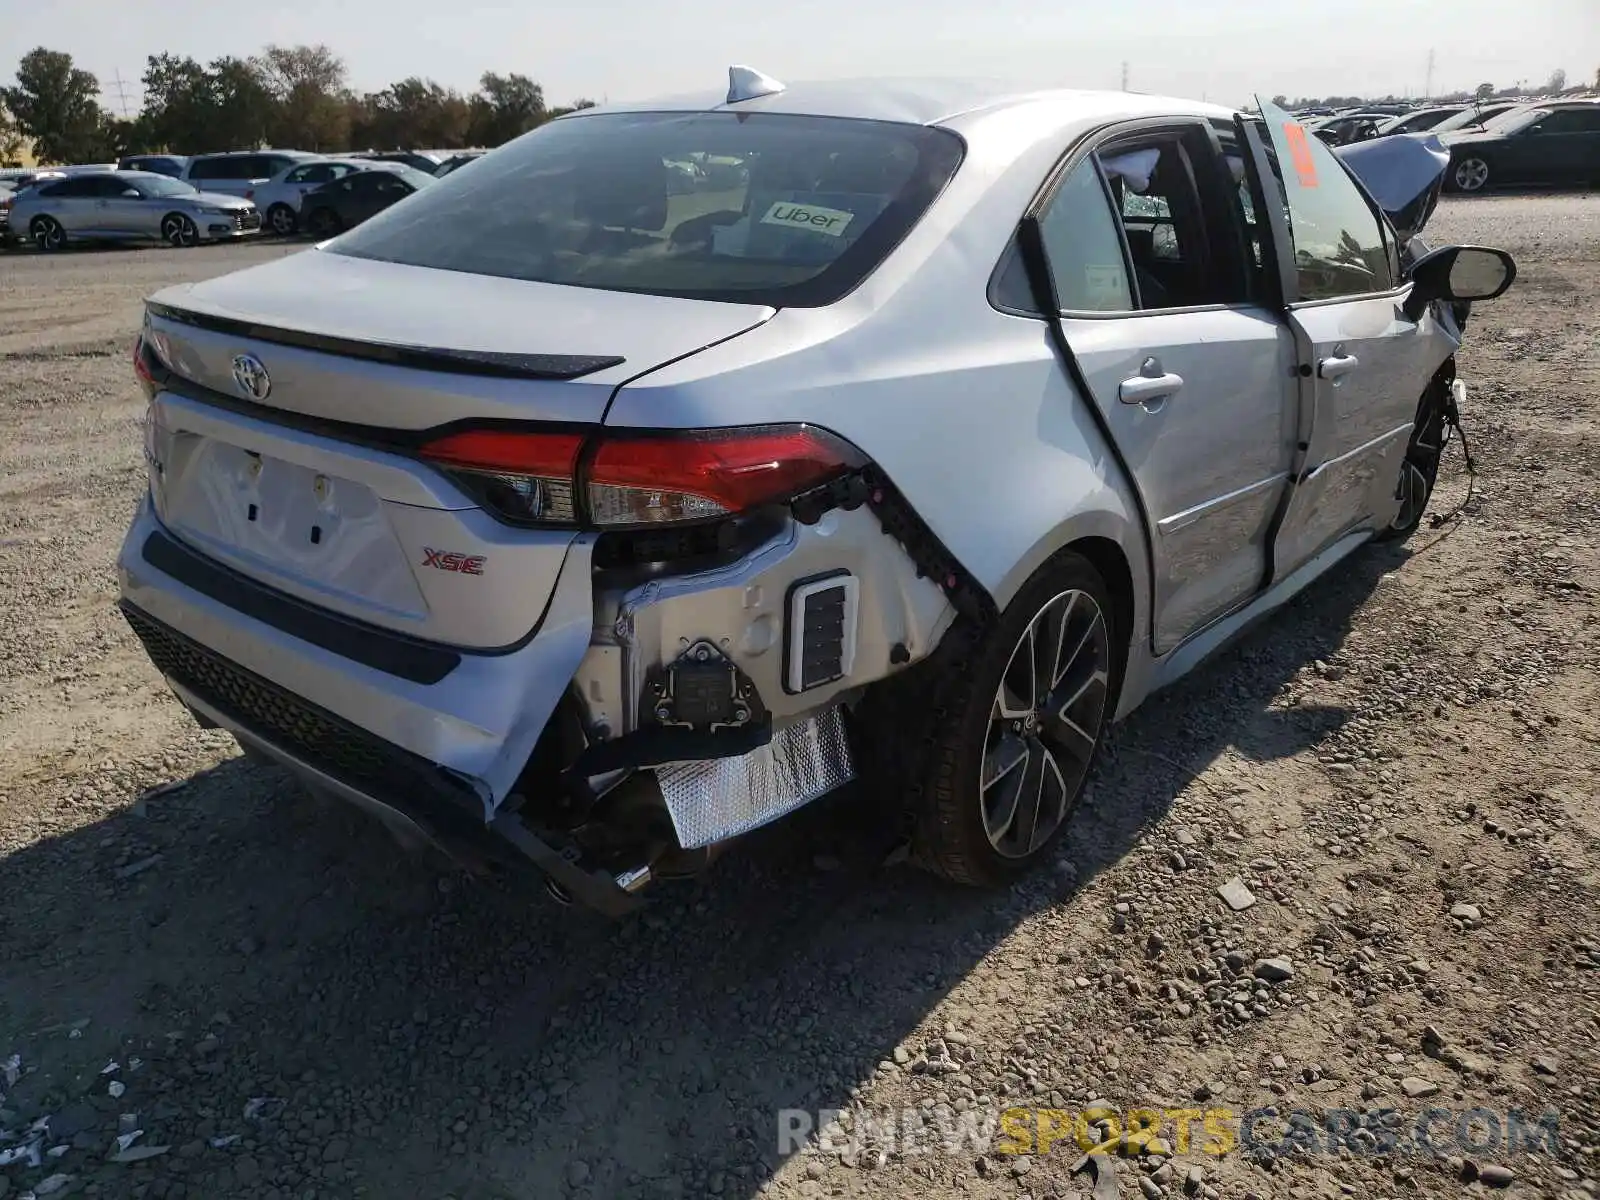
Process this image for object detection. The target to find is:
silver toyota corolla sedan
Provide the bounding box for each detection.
[119,72,1515,912]
[12,170,261,250]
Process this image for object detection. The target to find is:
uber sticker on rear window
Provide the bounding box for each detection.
[759,201,856,238]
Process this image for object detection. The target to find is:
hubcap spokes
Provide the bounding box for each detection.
[982,588,1110,859]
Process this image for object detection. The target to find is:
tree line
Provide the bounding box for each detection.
[1271,66,1595,112]
[0,45,597,166]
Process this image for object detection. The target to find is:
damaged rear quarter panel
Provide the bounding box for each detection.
[574,506,955,737]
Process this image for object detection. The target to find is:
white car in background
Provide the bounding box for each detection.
[252,159,407,236]
[178,151,321,202]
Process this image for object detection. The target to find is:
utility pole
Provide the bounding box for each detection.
[106,69,136,118]
[1121,61,1129,92]
[1424,48,1435,100]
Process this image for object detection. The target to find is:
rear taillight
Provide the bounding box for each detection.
[418,424,864,529]
[418,429,583,523]
[133,335,157,394]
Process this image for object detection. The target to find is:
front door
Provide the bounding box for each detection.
[93,177,149,236]
[1252,99,1440,578]
[1502,108,1600,185]
[1042,122,1297,653]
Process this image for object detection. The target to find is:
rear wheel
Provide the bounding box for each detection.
[305,207,341,238]
[161,213,199,247]
[1451,156,1491,193]
[31,215,65,252]
[911,552,1119,886]
[266,203,297,236]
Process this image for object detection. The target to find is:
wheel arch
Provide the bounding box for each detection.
[991,510,1148,690]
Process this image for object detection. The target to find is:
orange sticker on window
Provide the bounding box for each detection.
[1283,122,1319,189]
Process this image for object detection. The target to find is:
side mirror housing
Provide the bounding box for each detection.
[122,188,141,198]
[1403,244,1517,320]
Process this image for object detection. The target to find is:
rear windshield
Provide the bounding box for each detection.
[326,111,965,307]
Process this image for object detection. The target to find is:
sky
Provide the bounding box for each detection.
[5,0,1597,114]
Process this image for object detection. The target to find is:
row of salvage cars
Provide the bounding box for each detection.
[120,73,1517,913]
[1303,98,1600,193]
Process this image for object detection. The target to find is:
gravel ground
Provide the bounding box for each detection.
[0,197,1596,1200]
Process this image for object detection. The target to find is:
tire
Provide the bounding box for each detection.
[1378,370,1453,542]
[31,215,66,252]
[305,207,341,238]
[909,551,1121,887]
[265,204,298,236]
[161,213,199,247]
[1451,156,1491,194]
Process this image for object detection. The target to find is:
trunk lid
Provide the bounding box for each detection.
[144,250,774,649]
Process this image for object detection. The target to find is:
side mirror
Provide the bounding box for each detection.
[122,188,141,198]
[1403,244,1517,320]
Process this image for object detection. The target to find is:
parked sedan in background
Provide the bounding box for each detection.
[1307,112,1389,145]
[0,181,16,247]
[435,151,485,177]
[347,150,443,173]
[119,154,190,178]
[299,166,435,236]
[1442,102,1600,192]
[1374,106,1463,136]
[1427,103,1524,135]
[252,158,406,235]
[9,171,261,250]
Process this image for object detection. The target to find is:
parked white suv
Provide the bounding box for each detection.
[121,74,1514,912]
[179,151,321,200]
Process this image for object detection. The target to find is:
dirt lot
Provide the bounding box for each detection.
[1,198,1596,1200]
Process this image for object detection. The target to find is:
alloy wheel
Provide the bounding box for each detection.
[1454,158,1490,193]
[163,215,198,247]
[268,205,296,236]
[32,217,64,252]
[981,588,1111,859]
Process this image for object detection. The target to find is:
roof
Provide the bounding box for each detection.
[590,74,1236,129]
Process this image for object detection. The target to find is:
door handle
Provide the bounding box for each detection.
[1118,371,1185,405]
[1318,352,1360,381]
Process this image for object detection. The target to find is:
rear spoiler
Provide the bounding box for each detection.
[1334,133,1450,245]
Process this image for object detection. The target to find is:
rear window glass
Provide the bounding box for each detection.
[327,111,965,307]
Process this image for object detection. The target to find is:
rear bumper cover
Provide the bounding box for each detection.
[117,496,595,810]
[119,595,646,916]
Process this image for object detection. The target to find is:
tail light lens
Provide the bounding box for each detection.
[133,335,158,395]
[419,429,584,523]
[418,424,864,529]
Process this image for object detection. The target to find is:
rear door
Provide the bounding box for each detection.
[343,174,394,224]
[1251,98,1438,577]
[47,178,97,232]
[284,162,335,209]
[1044,120,1297,653]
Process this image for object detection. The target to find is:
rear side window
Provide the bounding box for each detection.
[1036,159,1133,312]
[327,111,965,307]
[189,157,237,180]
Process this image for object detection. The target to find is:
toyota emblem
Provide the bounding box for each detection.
[231,353,271,401]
